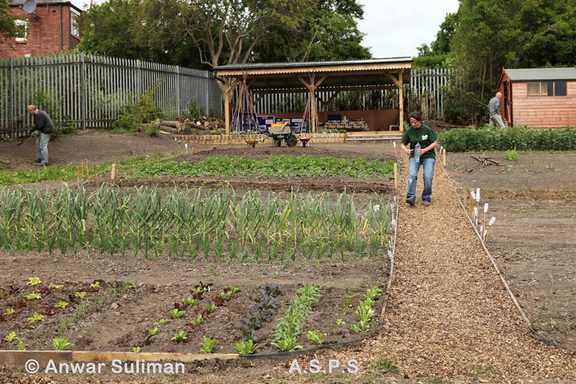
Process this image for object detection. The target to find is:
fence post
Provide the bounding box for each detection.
[80,54,87,129]
[176,66,181,117]
[137,60,142,96]
[205,74,210,117]
[9,58,15,138]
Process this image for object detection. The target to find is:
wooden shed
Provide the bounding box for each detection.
[215,58,412,135]
[498,68,576,128]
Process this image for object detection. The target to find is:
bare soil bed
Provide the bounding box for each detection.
[99,175,391,193]
[0,130,180,170]
[446,151,576,192]
[0,253,387,354]
[448,150,576,352]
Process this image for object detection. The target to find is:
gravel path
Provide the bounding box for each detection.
[354,167,576,381]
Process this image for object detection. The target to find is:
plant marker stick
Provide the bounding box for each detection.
[483,202,489,228]
[474,207,478,226]
[470,191,476,201]
[489,217,497,226]
[185,143,189,153]
[476,188,481,203]
[394,162,398,191]
[111,163,117,181]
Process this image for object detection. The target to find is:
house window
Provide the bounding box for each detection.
[527,81,567,96]
[71,9,80,39]
[14,19,28,43]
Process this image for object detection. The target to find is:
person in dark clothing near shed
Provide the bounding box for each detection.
[401,112,438,207]
[488,92,507,128]
[27,105,54,166]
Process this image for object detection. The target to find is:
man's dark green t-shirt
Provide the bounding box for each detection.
[401,124,438,160]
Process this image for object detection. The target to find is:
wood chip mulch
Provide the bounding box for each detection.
[331,168,576,382]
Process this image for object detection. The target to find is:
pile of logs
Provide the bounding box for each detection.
[159,117,225,135]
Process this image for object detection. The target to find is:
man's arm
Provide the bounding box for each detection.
[421,141,438,155]
[401,132,411,155]
[421,128,438,155]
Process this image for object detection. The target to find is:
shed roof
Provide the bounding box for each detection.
[505,67,576,81]
[215,57,412,90]
[215,57,412,72]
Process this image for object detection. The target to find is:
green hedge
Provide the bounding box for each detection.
[439,127,576,152]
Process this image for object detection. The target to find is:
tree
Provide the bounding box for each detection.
[78,0,370,68]
[415,11,458,68]
[78,0,143,59]
[253,0,370,62]
[0,0,15,36]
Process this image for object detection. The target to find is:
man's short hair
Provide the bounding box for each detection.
[410,112,423,122]
[27,104,37,112]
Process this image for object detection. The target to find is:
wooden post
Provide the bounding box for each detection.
[398,70,405,132]
[223,81,232,136]
[300,76,326,134]
[110,163,117,181]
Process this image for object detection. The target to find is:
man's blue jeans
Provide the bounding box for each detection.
[36,133,50,165]
[407,157,435,203]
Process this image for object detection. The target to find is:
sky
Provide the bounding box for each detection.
[358,0,460,58]
[72,0,460,59]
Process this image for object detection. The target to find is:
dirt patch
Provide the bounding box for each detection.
[486,199,576,351]
[0,130,180,170]
[94,175,392,194]
[447,150,576,353]
[446,151,576,192]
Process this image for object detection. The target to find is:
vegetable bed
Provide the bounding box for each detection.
[0,278,385,354]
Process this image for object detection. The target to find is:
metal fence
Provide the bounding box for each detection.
[0,54,222,139]
[409,67,453,120]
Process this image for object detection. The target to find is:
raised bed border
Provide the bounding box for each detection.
[166,131,401,145]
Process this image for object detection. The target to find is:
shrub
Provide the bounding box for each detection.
[137,87,162,123]
[112,107,139,132]
[144,120,160,137]
[187,101,202,121]
[111,85,162,132]
[61,118,77,135]
[440,127,576,152]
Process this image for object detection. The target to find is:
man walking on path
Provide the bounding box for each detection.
[488,92,507,128]
[27,105,54,166]
[401,112,438,207]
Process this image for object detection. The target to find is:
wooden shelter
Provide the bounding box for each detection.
[214,58,412,135]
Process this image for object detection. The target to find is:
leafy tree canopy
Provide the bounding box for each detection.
[0,0,15,36]
[78,0,370,68]
[418,0,576,123]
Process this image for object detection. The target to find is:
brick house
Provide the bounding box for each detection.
[0,0,81,58]
[498,68,576,128]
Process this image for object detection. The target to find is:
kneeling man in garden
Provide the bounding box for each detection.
[401,112,438,207]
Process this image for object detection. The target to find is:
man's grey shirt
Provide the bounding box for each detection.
[488,97,500,116]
